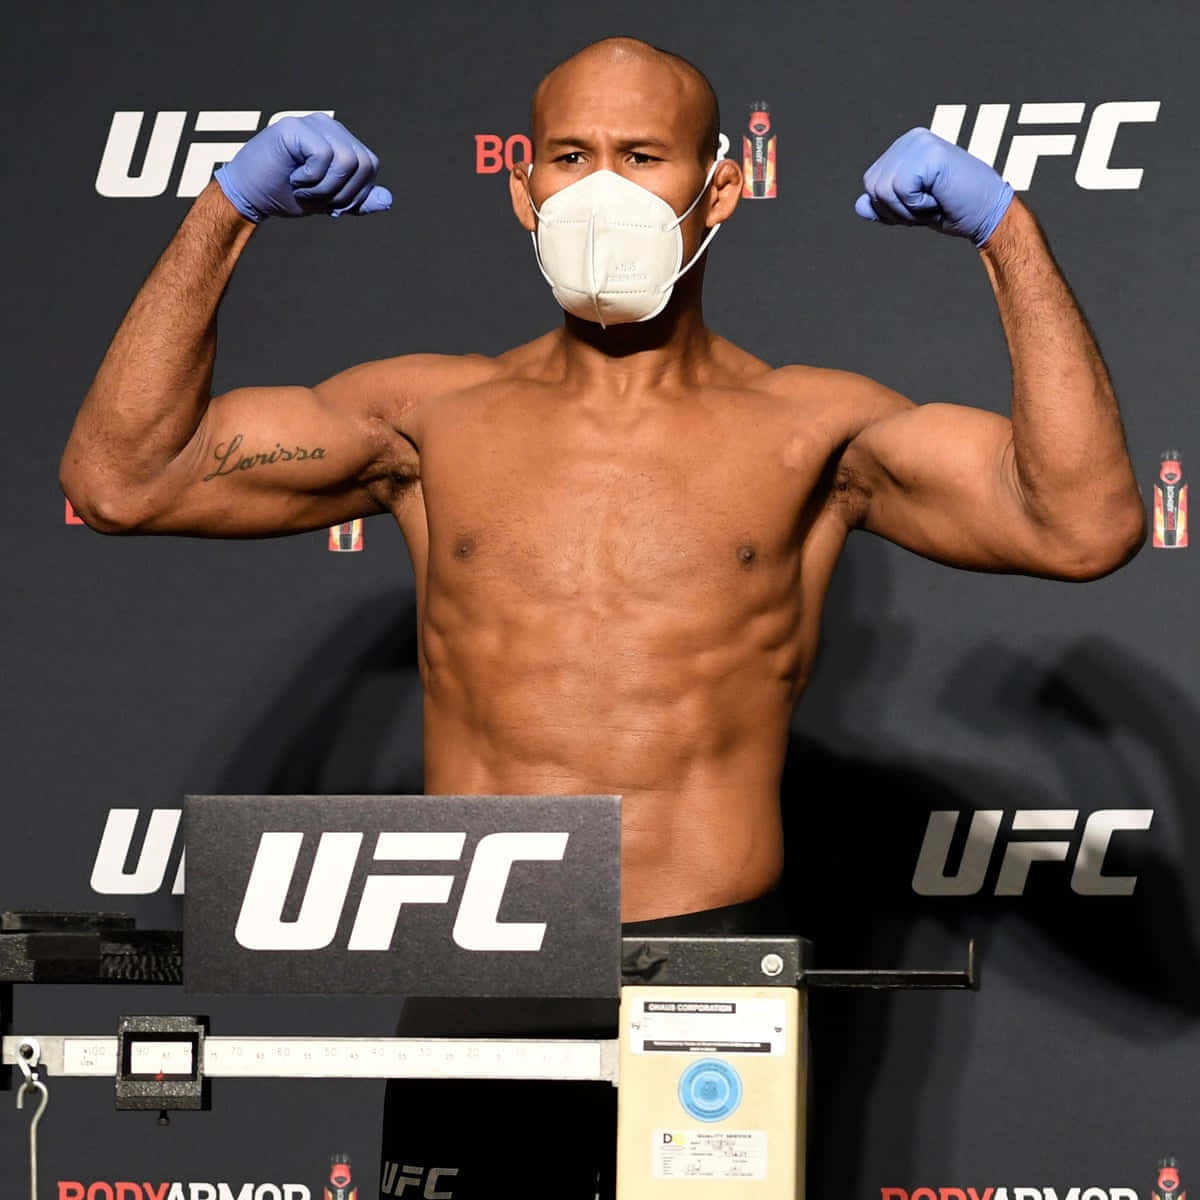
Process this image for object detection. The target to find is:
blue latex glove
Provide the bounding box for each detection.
[855,127,1014,248]
[215,113,391,222]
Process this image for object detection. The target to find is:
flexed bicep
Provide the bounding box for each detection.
[76,359,419,537]
[841,400,1119,579]
[151,382,401,536]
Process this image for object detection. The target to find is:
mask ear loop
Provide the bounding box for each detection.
[659,132,730,290]
[524,166,561,291]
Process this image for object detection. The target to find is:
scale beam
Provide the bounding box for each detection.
[3,1034,619,1083]
[800,939,978,990]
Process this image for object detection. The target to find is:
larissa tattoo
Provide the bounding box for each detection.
[202,433,327,482]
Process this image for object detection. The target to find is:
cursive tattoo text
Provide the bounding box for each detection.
[202,433,327,482]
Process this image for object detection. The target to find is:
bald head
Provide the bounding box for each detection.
[531,37,721,164]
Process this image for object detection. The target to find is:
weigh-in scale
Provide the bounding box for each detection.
[2,794,977,1199]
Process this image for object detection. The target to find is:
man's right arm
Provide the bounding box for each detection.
[61,115,415,536]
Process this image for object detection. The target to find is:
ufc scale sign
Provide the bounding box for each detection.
[234,830,568,951]
[929,101,1160,190]
[183,794,621,998]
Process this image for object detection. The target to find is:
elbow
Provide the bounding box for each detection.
[1046,502,1147,581]
[62,494,139,535]
[59,467,142,535]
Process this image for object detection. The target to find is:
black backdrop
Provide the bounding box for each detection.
[3,2,1197,1197]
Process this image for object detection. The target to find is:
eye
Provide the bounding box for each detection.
[554,152,585,165]
[630,152,660,164]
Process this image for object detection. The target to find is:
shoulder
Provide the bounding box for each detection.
[313,352,509,448]
[314,331,567,414]
[315,352,503,413]
[706,340,916,448]
[755,364,913,429]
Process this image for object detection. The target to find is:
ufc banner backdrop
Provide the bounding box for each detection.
[3,0,1199,1198]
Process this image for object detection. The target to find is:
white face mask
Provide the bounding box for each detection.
[527,133,729,327]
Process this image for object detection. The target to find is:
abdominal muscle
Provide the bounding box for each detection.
[420,594,799,922]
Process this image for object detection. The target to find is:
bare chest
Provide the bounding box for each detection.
[412,395,836,603]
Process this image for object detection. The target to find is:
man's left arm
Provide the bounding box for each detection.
[838,129,1146,580]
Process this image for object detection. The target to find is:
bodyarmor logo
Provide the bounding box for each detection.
[234,830,568,951]
[882,1189,1137,1200]
[742,103,777,198]
[1153,451,1188,548]
[328,520,363,551]
[928,101,1160,190]
[474,134,532,173]
[324,1154,357,1200]
[58,1183,309,1199]
[96,110,335,198]
[1153,1157,1185,1200]
[912,809,1153,896]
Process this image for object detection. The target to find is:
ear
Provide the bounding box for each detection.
[706,158,743,227]
[510,161,536,232]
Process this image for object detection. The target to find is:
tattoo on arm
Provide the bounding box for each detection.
[201,433,327,482]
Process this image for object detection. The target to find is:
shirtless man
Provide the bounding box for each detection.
[61,37,1143,1197]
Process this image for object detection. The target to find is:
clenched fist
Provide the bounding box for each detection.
[215,112,391,222]
[855,127,1014,248]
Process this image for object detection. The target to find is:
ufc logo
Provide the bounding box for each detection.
[234,830,568,951]
[96,110,335,198]
[912,809,1153,896]
[381,1163,458,1198]
[91,808,185,895]
[929,101,1161,190]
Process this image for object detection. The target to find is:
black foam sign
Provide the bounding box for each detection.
[183,794,621,999]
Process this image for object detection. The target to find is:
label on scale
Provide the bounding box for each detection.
[63,1039,117,1075]
[654,1129,768,1179]
[630,996,787,1055]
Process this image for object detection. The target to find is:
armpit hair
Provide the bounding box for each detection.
[829,446,872,526]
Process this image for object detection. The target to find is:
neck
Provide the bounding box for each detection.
[552,278,714,394]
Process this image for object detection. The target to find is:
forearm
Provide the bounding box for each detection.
[980,199,1142,549]
[61,181,256,517]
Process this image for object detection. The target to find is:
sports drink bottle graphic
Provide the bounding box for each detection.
[329,519,364,552]
[1153,1156,1185,1200]
[742,102,777,198]
[324,1152,357,1200]
[1152,450,1187,548]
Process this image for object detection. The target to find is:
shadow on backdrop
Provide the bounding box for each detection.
[784,543,1200,1195]
[218,590,424,797]
[941,637,1200,1018]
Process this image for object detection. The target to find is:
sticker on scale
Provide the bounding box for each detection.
[654,1130,768,1180]
[631,996,787,1054]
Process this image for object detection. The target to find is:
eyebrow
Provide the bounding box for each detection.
[544,135,674,151]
